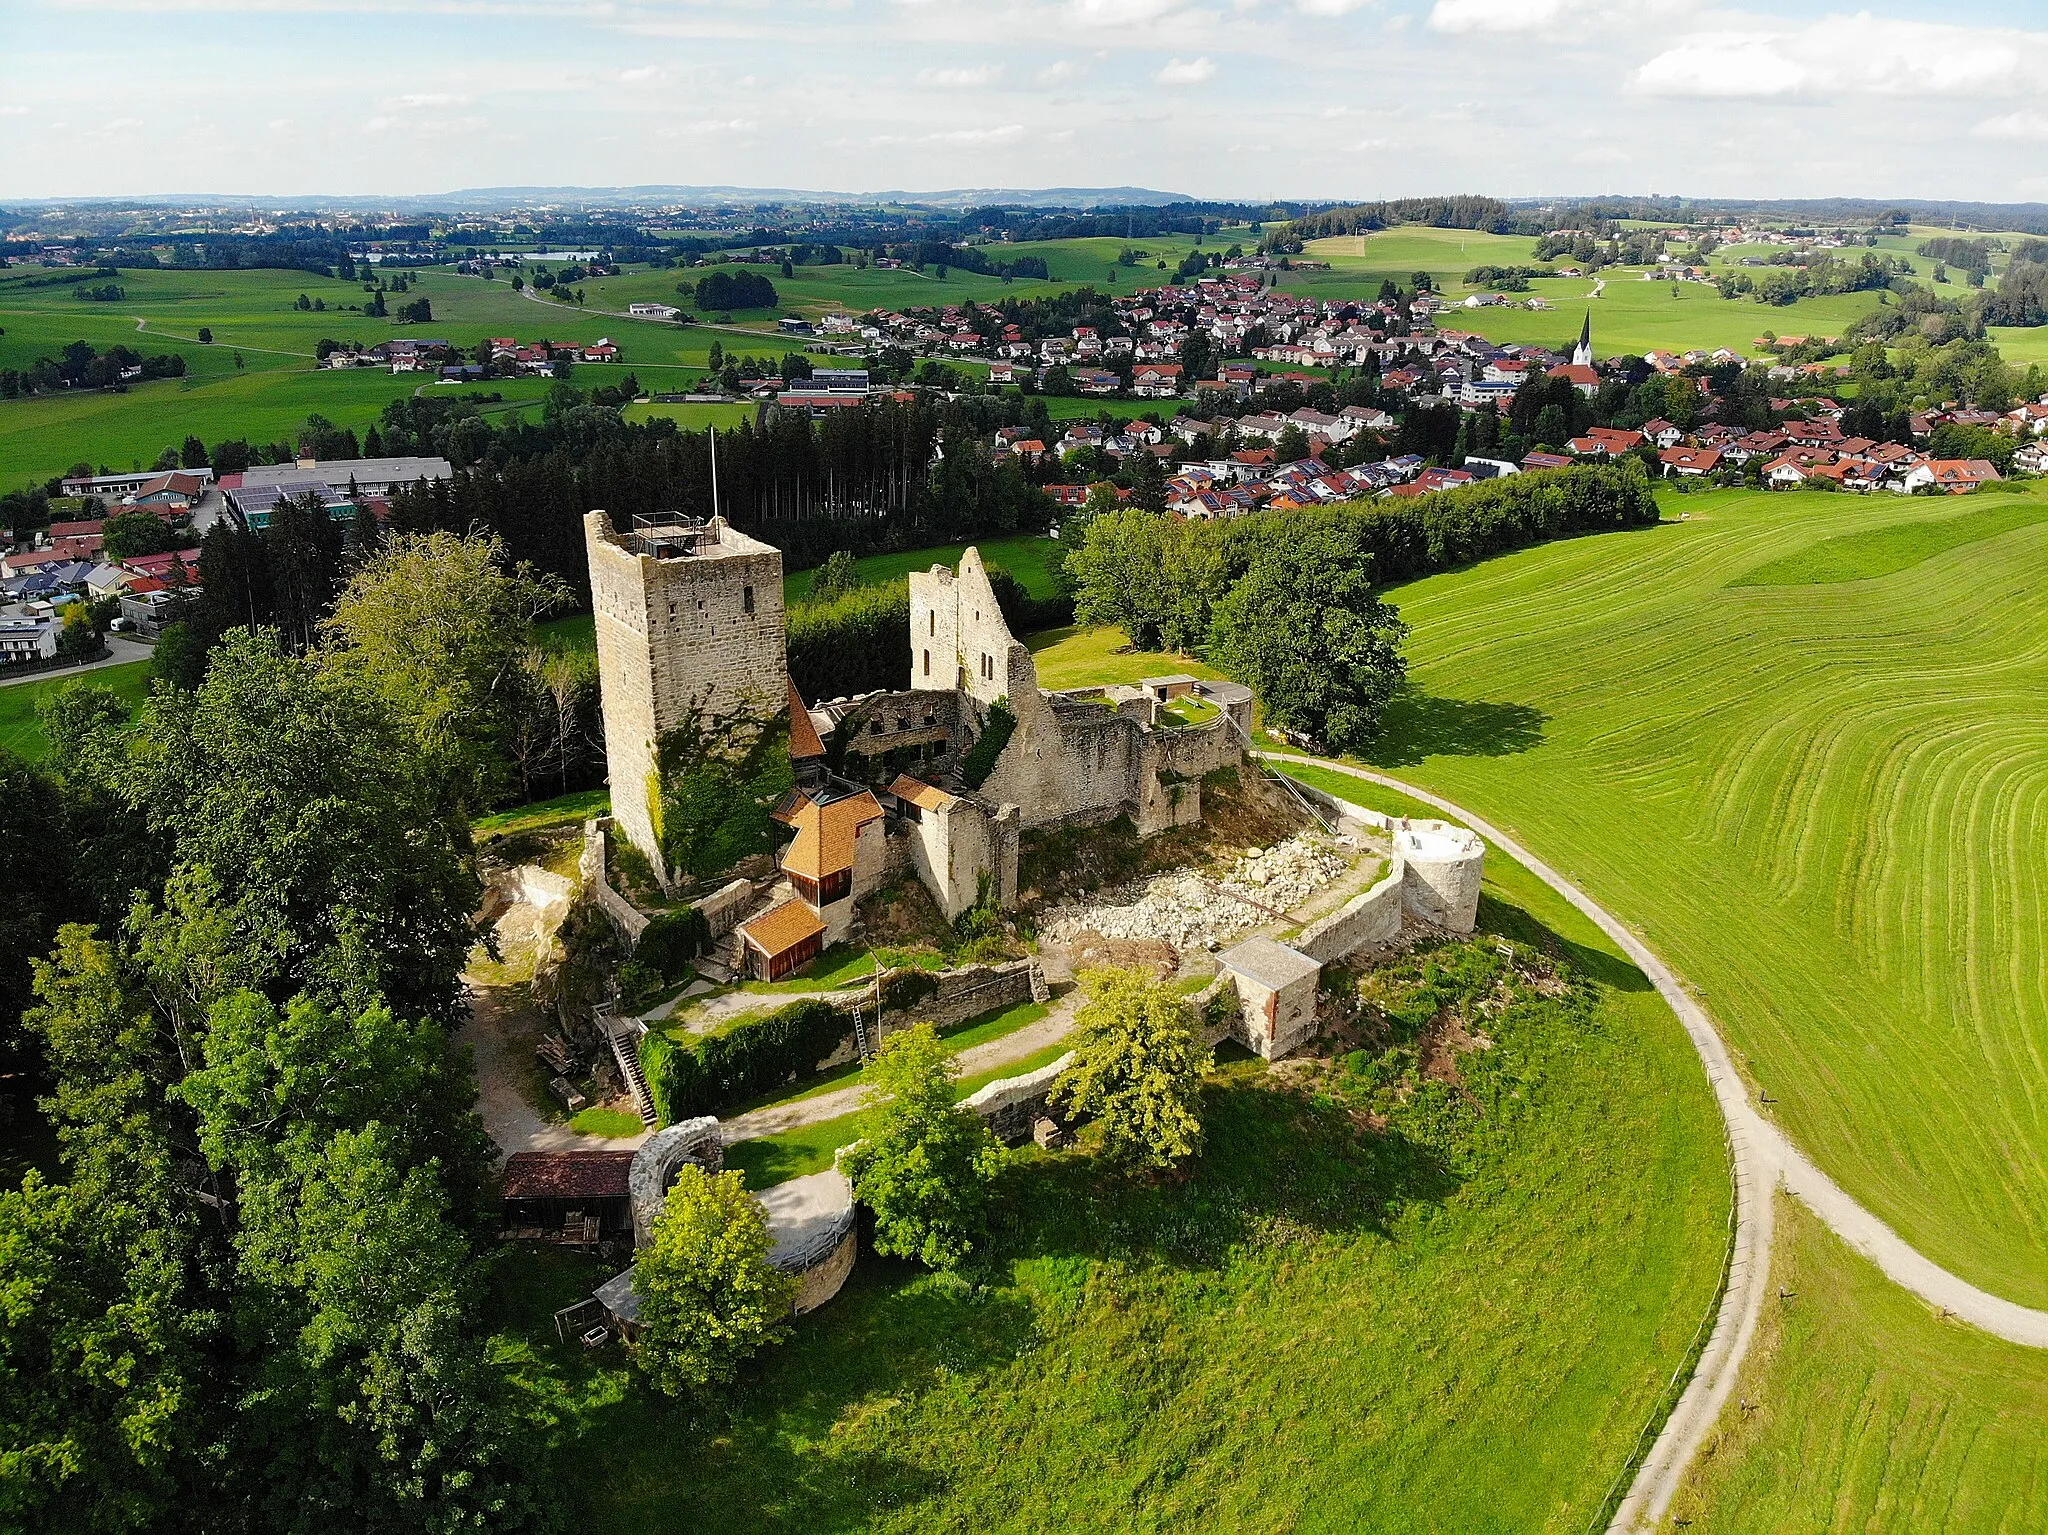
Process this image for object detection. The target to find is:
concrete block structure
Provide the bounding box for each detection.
[1216,936,1324,1058]
[585,511,789,887]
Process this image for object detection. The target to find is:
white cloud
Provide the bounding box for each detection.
[1297,0,1373,14]
[1036,58,1083,84]
[1634,17,2046,99]
[1156,55,1217,85]
[1976,108,2048,140]
[393,91,470,107]
[619,65,661,83]
[918,63,1002,86]
[1066,0,1184,27]
[0,106,30,116]
[862,122,1028,146]
[1429,0,1571,33]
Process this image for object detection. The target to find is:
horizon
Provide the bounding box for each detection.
[6,0,2048,203]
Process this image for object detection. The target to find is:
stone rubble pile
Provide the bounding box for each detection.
[1041,833,1354,954]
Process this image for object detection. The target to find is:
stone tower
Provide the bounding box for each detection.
[584,511,788,884]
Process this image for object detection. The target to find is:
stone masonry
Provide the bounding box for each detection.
[584,512,789,887]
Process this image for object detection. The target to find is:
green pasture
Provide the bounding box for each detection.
[0,660,152,762]
[1665,1196,2048,1532]
[1337,483,2048,1305]
[1,366,550,485]
[783,533,1063,604]
[1026,624,1222,689]
[501,826,1726,1534]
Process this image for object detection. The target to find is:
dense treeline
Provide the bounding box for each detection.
[0,599,560,1533]
[2,339,187,397]
[692,269,780,311]
[1064,464,1659,659]
[1283,197,1540,241]
[381,390,1053,589]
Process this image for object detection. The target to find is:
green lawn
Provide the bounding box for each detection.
[472,786,610,839]
[1330,483,2048,1306]
[783,533,1064,604]
[567,1107,645,1139]
[0,660,152,762]
[1025,624,1224,689]
[1665,1195,2048,1532]
[501,838,1727,1534]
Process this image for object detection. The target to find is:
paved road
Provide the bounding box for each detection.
[0,634,154,687]
[1257,754,2048,1533]
[719,991,1080,1145]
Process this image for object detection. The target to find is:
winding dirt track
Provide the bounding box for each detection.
[1258,754,2048,1531]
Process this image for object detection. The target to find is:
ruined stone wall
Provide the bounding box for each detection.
[961,1051,1075,1146]
[904,795,1019,921]
[877,957,1042,1038]
[1294,865,1404,964]
[584,511,788,883]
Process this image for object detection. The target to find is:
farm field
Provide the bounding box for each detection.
[1349,483,2048,1306]
[1664,1196,2048,1532]
[2,366,552,480]
[1289,230,1892,359]
[499,827,1728,1535]
[783,533,1062,603]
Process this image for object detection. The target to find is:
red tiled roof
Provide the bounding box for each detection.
[501,1150,634,1200]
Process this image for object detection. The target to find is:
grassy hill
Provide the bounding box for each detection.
[1344,483,2048,1307]
[1662,1194,2048,1532]
[494,822,1727,1534]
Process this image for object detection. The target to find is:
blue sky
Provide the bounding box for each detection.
[3,0,2047,201]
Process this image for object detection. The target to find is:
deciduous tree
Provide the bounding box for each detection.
[842,1024,1003,1269]
[1050,968,1210,1171]
[631,1165,796,1397]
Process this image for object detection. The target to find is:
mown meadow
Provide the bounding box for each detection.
[1346,483,2048,1308]
[1665,1195,2048,1532]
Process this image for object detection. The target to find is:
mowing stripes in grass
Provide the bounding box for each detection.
[1666,1195,2048,1533]
[1354,484,2048,1306]
[1730,496,2048,586]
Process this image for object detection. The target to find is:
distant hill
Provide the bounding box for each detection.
[15,185,1196,214]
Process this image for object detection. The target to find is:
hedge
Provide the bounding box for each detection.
[642,997,852,1122]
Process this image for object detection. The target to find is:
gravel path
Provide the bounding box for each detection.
[459,987,649,1155]
[719,992,1081,1145]
[1258,754,2048,1533]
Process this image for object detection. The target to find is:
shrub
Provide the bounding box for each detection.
[637,907,708,984]
[958,699,1016,790]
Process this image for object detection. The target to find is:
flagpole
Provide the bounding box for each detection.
[710,425,720,523]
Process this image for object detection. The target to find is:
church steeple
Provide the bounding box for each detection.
[1572,313,1593,369]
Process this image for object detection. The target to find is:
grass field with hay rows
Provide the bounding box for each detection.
[1355,483,2048,1306]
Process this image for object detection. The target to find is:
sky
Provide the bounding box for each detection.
[3,0,2048,203]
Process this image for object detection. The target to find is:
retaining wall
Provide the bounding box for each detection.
[960,1051,1076,1145]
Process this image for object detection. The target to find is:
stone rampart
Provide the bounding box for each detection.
[878,957,1044,1036]
[1294,864,1404,963]
[960,1051,1075,1145]
[627,1117,724,1245]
